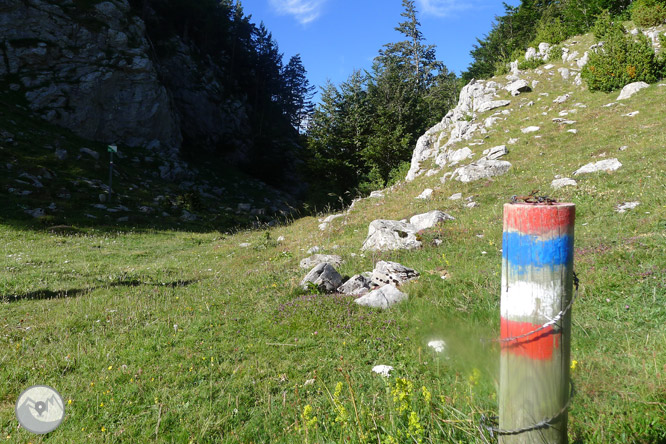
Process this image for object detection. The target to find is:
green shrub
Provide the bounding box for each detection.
[517,56,546,70]
[630,0,666,27]
[582,22,663,91]
[549,45,564,62]
[531,17,569,46]
[592,10,625,40]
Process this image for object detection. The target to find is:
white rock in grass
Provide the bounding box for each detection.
[553,94,570,104]
[409,210,454,231]
[416,188,434,200]
[300,263,343,292]
[371,261,419,287]
[355,284,408,309]
[521,126,540,134]
[428,340,446,353]
[615,201,640,213]
[551,178,578,189]
[573,158,622,175]
[482,145,508,160]
[454,159,512,183]
[623,111,640,117]
[449,192,462,200]
[338,274,372,296]
[617,81,649,100]
[361,220,421,251]
[372,365,394,377]
[239,243,251,248]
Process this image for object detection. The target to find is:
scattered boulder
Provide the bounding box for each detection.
[300,263,343,292]
[454,159,512,183]
[409,210,454,231]
[361,220,421,251]
[553,94,570,104]
[80,147,99,160]
[551,178,578,189]
[299,254,343,270]
[476,99,511,113]
[449,192,462,200]
[521,126,540,133]
[55,148,68,161]
[369,190,384,198]
[318,213,344,230]
[482,145,508,160]
[307,246,321,254]
[371,261,419,287]
[615,201,640,213]
[558,67,570,80]
[355,284,407,309]
[573,158,622,175]
[617,82,649,100]
[25,208,45,218]
[623,111,640,117]
[505,79,531,96]
[416,188,434,200]
[338,274,372,296]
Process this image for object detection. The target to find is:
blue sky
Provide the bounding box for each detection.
[240,0,520,100]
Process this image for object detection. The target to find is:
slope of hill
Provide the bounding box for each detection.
[1,30,665,442]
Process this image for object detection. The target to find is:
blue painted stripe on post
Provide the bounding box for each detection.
[502,231,574,269]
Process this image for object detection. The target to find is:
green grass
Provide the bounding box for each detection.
[1,31,666,443]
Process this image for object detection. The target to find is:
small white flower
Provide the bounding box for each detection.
[428,340,446,353]
[372,365,394,377]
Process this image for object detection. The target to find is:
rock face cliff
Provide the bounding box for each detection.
[1,0,182,153]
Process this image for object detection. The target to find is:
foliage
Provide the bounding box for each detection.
[582,18,664,91]
[305,0,457,208]
[463,0,634,81]
[517,56,546,70]
[630,0,666,27]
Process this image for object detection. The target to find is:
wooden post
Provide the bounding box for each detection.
[499,203,575,443]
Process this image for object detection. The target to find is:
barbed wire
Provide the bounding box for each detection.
[482,271,579,345]
[478,380,575,439]
[477,272,580,439]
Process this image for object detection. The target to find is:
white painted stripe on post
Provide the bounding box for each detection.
[501,277,563,320]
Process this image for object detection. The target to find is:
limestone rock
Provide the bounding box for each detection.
[454,159,512,183]
[446,147,474,166]
[551,178,578,189]
[371,261,419,287]
[409,210,454,231]
[615,201,640,213]
[573,159,622,175]
[558,68,570,80]
[476,100,511,113]
[338,274,372,296]
[300,263,343,292]
[355,284,408,309]
[617,82,649,100]
[55,148,68,161]
[80,148,100,160]
[361,220,421,251]
[505,79,531,96]
[553,94,570,104]
[521,126,540,133]
[482,145,508,160]
[416,189,434,200]
[449,193,462,200]
[299,254,343,269]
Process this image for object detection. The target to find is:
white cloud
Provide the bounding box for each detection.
[418,0,479,17]
[269,0,327,25]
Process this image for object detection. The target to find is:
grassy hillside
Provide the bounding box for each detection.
[1,32,666,443]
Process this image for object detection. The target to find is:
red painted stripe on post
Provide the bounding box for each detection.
[503,203,575,237]
[500,318,560,360]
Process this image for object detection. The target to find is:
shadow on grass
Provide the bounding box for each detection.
[3,279,198,302]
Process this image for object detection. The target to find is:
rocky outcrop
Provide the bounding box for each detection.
[355,284,408,309]
[361,220,421,251]
[1,0,181,152]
